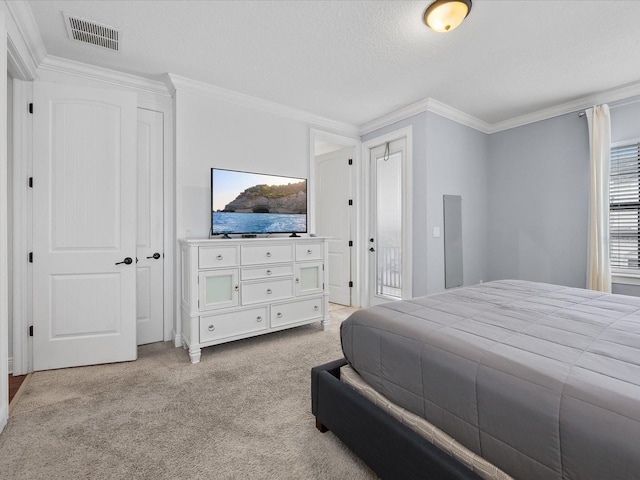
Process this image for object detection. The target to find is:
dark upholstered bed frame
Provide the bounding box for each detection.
[311,358,482,480]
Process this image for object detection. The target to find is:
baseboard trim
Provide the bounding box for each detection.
[172,330,182,348]
[0,406,7,433]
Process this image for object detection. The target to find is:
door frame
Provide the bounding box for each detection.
[1,10,8,432]
[309,128,361,307]
[361,126,413,307]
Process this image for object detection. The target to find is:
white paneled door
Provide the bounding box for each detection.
[315,148,354,306]
[136,109,164,345]
[32,82,138,371]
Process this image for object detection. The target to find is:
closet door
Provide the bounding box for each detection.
[136,108,164,345]
[32,82,137,371]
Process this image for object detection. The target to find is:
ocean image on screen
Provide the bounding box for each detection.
[212,212,307,234]
[212,169,307,234]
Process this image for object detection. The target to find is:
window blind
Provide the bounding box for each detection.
[610,142,640,271]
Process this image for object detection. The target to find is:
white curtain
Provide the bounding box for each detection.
[586,104,612,292]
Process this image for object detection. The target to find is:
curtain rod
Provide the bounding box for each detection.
[578,97,640,117]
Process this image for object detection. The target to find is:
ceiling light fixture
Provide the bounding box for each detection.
[424,0,472,33]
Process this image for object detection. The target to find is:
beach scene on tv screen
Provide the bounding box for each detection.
[212,169,307,234]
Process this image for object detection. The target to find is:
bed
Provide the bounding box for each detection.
[311,280,640,479]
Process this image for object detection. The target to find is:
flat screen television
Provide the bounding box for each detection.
[211,168,308,236]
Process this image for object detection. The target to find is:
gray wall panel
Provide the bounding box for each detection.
[487,113,590,288]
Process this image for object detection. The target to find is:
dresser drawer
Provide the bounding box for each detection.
[241,244,293,265]
[295,242,323,261]
[241,264,294,281]
[241,278,293,305]
[199,307,267,343]
[199,246,239,268]
[271,297,323,328]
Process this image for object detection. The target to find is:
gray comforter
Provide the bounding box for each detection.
[341,280,640,480]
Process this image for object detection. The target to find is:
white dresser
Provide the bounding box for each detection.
[179,237,330,363]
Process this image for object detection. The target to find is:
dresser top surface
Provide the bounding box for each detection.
[180,236,329,246]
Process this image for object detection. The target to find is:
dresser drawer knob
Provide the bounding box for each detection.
[266,252,272,257]
[314,305,319,311]
[216,254,223,260]
[266,270,272,275]
[257,316,263,322]
[307,249,312,254]
[296,278,300,284]
[266,288,272,295]
[235,284,239,291]
[276,312,283,318]
[208,325,215,331]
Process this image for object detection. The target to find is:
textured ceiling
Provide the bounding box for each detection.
[26,0,640,127]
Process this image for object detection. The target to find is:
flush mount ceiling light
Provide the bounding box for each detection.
[424,0,472,33]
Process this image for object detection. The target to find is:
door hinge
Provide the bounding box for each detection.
[28,103,33,114]
[28,252,33,263]
[349,281,354,288]
[348,158,353,165]
[28,177,33,188]
[348,199,353,206]
[348,240,353,247]
[29,325,33,337]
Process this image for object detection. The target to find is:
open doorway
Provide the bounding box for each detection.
[311,130,359,307]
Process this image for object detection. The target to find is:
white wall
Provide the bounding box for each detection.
[173,87,323,341]
[174,89,311,240]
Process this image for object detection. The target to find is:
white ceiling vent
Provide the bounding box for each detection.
[63,13,120,52]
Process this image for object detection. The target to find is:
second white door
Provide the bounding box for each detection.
[136,108,164,345]
[315,147,354,306]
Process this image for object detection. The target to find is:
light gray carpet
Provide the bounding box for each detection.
[0,305,376,480]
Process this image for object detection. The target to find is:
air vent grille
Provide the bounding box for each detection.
[63,13,120,51]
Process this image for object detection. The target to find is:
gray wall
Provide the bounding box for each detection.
[361,99,640,298]
[362,111,489,296]
[611,100,640,143]
[487,112,590,287]
[425,112,489,293]
[487,99,640,291]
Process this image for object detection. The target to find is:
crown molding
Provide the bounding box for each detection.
[167,73,359,136]
[359,98,429,136]
[488,81,640,134]
[3,0,46,79]
[358,79,640,137]
[39,55,171,97]
[359,97,492,136]
[425,98,492,134]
